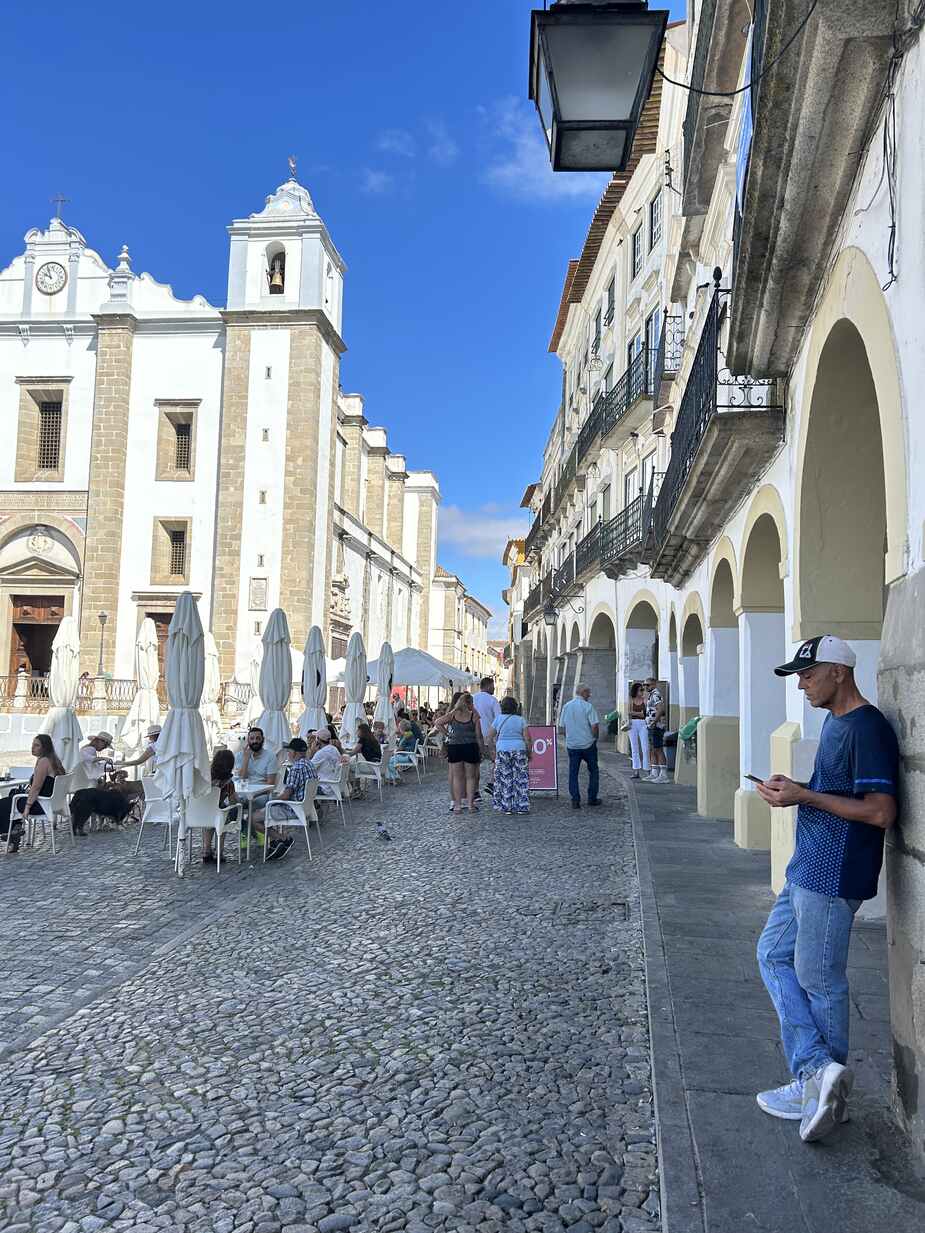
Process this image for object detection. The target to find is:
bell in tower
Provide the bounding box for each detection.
[268,250,285,295]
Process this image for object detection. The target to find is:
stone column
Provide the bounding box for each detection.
[734,611,786,850]
[365,446,388,540]
[416,495,437,649]
[279,326,326,654]
[211,326,252,679]
[546,649,556,725]
[697,626,741,820]
[340,412,366,520]
[575,647,617,728]
[80,312,136,674]
[385,460,406,553]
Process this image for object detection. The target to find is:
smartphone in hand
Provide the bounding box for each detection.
[744,773,765,785]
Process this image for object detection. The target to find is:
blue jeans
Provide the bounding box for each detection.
[568,743,599,803]
[757,881,861,1081]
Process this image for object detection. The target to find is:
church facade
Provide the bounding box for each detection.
[0,176,488,689]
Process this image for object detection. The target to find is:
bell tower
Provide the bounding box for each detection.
[212,169,347,678]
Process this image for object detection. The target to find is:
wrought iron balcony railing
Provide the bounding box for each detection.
[524,512,543,558]
[575,521,602,578]
[553,554,575,596]
[654,312,685,396]
[604,302,615,326]
[600,346,654,440]
[651,289,781,554]
[601,496,643,568]
[577,396,604,465]
[558,442,577,493]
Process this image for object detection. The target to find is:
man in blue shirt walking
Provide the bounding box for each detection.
[754,635,898,1142]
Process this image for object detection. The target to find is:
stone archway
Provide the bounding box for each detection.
[581,611,617,724]
[679,603,704,722]
[667,610,680,728]
[0,522,82,679]
[697,553,741,820]
[734,507,787,850]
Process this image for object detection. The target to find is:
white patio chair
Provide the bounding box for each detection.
[176,787,223,866]
[263,781,321,860]
[133,787,176,855]
[423,731,443,758]
[393,745,422,785]
[7,770,78,854]
[353,758,384,803]
[316,761,351,827]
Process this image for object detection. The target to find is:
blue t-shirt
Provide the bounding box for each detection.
[786,704,898,901]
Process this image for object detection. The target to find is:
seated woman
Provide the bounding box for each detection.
[387,720,418,783]
[0,734,64,854]
[349,722,382,764]
[70,752,136,836]
[203,748,239,864]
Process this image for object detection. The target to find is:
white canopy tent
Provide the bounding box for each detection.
[366,647,474,690]
[299,625,328,738]
[39,616,84,772]
[256,608,293,753]
[121,617,161,756]
[154,592,211,875]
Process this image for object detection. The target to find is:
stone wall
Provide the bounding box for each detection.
[879,566,925,1158]
[80,315,135,673]
[576,647,616,729]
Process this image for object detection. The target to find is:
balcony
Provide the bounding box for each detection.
[524,572,553,619]
[603,301,615,327]
[600,347,655,449]
[648,290,784,585]
[575,521,602,580]
[576,395,604,467]
[524,512,544,560]
[654,312,685,406]
[552,554,575,597]
[556,442,578,507]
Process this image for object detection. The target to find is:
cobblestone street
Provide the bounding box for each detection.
[0,761,658,1233]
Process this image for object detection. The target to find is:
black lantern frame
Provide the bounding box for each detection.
[529,1,668,173]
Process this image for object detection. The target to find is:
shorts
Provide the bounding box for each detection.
[648,726,665,750]
[446,743,480,765]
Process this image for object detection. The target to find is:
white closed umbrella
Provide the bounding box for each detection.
[257,608,293,753]
[39,616,84,772]
[373,641,397,743]
[121,617,161,755]
[339,631,368,748]
[154,593,210,874]
[299,625,328,738]
[244,637,263,726]
[200,632,222,755]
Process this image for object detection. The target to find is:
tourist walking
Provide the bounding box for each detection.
[434,691,484,813]
[0,735,64,853]
[473,676,501,796]
[489,696,532,814]
[627,682,650,779]
[754,636,898,1142]
[559,683,601,809]
[644,677,668,782]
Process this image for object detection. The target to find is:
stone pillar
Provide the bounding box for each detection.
[80,313,136,674]
[575,647,617,730]
[678,652,701,722]
[546,649,556,725]
[668,650,680,728]
[697,717,740,820]
[415,493,437,649]
[340,412,366,520]
[734,611,786,850]
[703,627,739,715]
[279,326,328,654]
[530,653,547,724]
[365,445,388,540]
[385,460,406,553]
[212,326,252,679]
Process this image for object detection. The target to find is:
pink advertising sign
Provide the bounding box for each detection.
[527,725,558,792]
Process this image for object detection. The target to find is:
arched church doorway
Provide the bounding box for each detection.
[0,523,81,683]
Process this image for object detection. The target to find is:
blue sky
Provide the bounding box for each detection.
[2,0,686,636]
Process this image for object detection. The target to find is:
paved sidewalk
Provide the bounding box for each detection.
[612,754,925,1233]
[0,759,657,1233]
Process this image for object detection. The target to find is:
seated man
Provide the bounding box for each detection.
[251,738,317,862]
[310,729,342,780]
[234,725,279,812]
[80,732,115,785]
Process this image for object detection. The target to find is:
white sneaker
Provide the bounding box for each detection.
[800,1062,853,1142]
[646,770,660,782]
[656,769,670,783]
[757,1079,803,1120]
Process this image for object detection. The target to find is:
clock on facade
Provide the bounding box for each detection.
[35,261,67,295]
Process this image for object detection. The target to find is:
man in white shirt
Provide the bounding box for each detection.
[558,683,601,809]
[310,729,342,779]
[80,732,114,785]
[473,677,501,796]
[234,726,279,811]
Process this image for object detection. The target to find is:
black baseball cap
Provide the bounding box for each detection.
[774,635,857,677]
[281,737,308,753]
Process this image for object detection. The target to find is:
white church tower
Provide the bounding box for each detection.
[211,169,347,678]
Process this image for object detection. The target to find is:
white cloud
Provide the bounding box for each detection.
[361,168,395,195]
[439,504,529,560]
[378,128,416,158]
[482,97,610,202]
[426,118,459,167]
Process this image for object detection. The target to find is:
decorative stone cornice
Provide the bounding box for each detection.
[220,308,346,354]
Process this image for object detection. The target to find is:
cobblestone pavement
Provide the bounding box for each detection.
[0,761,658,1233]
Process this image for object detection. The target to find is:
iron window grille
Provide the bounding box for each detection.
[169,528,187,577]
[174,421,192,471]
[38,402,63,470]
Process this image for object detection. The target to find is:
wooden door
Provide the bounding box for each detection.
[147,613,172,701]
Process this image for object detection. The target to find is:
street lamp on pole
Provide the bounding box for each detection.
[529,1,668,172]
[97,611,108,677]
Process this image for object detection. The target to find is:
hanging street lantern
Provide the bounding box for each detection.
[543,599,559,627]
[529,1,669,172]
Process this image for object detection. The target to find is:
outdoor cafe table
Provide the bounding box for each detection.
[232,779,276,860]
